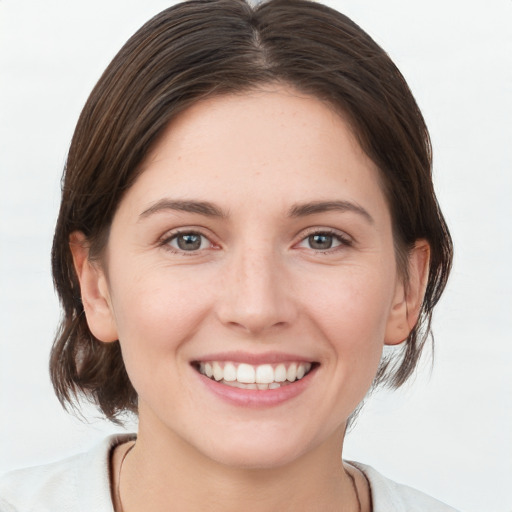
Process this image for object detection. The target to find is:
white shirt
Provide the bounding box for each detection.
[0,435,459,511]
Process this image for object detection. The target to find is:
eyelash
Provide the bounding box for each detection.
[296,228,353,253]
[159,228,353,255]
[160,230,216,255]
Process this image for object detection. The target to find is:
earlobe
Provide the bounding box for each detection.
[69,231,118,343]
[384,240,430,346]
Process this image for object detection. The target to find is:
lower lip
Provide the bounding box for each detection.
[196,368,317,408]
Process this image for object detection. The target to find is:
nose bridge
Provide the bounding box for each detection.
[218,239,294,334]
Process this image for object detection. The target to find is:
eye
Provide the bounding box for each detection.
[296,230,351,252]
[166,231,211,252]
[307,233,338,250]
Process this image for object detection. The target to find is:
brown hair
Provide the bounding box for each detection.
[50,0,452,421]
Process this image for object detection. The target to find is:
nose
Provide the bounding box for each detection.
[216,244,297,335]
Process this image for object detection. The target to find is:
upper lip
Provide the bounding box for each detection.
[191,351,318,365]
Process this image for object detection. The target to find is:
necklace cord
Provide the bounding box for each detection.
[116,442,135,512]
[347,468,362,512]
[116,443,361,512]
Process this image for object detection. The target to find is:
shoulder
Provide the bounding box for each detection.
[349,461,461,512]
[0,434,134,512]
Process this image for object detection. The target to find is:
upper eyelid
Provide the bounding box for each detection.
[294,231,353,255]
[157,226,353,249]
[157,228,219,252]
[159,226,216,242]
[294,226,353,243]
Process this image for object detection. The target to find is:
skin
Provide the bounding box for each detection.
[71,86,429,512]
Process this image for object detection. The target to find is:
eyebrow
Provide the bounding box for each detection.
[288,200,374,224]
[139,198,373,224]
[139,199,227,220]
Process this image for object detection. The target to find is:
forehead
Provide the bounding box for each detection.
[121,86,389,221]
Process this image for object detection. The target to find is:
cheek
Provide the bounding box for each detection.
[107,268,213,371]
[308,266,393,334]
[300,266,395,373]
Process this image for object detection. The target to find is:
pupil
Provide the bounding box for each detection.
[309,234,332,250]
[177,234,201,250]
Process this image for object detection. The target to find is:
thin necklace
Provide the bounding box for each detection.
[347,469,362,512]
[116,444,361,512]
[116,442,135,512]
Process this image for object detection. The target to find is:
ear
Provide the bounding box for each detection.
[385,240,430,346]
[69,231,118,343]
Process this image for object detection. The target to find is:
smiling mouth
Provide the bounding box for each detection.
[193,361,317,390]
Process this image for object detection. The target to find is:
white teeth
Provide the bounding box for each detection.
[237,363,256,384]
[274,364,287,382]
[286,363,297,382]
[212,362,223,381]
[255,364,274,384]
[197,361,313,387]
[223,362,237,382]
[223,380,282,390]
[222,380,239,388]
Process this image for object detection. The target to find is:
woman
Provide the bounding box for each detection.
[0,0,456,510]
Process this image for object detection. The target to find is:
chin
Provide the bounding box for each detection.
[208,444,304,470]
[194,425,323,471]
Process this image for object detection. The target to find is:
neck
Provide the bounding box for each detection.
[117,419,363,512]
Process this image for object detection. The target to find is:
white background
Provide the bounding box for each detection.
[0,1,511,511]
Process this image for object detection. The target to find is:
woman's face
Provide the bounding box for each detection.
[90,87,409,468]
